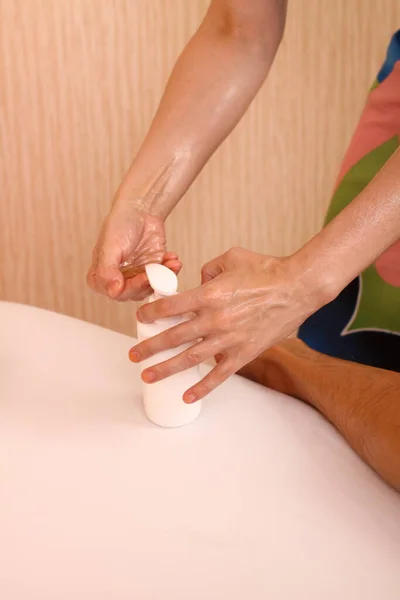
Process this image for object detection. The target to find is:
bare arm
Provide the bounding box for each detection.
[117,0,287,218]
[132,149,400,402]
[88,0,287,299]
[239,340,400,491]
[295,147,400,300]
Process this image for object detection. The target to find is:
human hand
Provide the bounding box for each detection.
[130,247,328,402]
[87,201,181,301]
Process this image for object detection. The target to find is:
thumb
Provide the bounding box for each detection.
[105,267,125,298]
[96,264,124,298]
[95,244,125,297]
[201,255,226,284]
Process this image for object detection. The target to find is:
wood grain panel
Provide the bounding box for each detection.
[1,0,399,334]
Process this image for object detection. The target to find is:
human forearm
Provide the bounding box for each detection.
[240,341,400,490]
[117,0,287,218]
[296,148,400,300]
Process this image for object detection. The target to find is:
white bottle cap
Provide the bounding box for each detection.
[145,263,178,298]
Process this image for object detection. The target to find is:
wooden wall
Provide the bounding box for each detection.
[1,0,399,334]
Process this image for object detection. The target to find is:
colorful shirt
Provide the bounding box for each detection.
[298,31,400,372]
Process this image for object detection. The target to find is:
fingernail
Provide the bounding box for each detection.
[129,350,140,362]
[142,371,156,383]
[137,313,152,325]
[184,393,197,404]
[107,279,123,298]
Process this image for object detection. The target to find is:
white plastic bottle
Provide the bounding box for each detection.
[136,263,202,428]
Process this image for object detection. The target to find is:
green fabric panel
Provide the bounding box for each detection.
[325,136,399,226]
[347,264,400,332]
[369,78,380,92]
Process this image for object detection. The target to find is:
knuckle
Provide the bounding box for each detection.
[138,338,159,359]
[157,298,171,315]
[154,355,183,380]
[196,372,221,397]
[201,266,210,282]
[152,364,168,380]
[192,358,235,399]
[194,381,211,397]
[167,328,183,347]
[135,344,148,359]
[226,246,243,260]
[218,362,233,378]
[219,310,234,332]
[185,351,201,367]
[201,263,213,281]
[208,312,222,332]
[201,287,221,308]
[201,287,215,304]
[86,269,95,289]
[140,304,155,322]
[95,271,109,290]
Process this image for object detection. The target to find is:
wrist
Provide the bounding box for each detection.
[261,341,325,411]
[264,345,303,399]
[290,241,344,313]
[115,149,193,219]
[242,342,311,402]
[114,183,168,220]
[114,171,172,221]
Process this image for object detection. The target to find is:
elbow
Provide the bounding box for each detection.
[225,10,286,54]
[206,0,287,58]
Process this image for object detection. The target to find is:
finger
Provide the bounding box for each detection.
[87,262,124,298]
[120,264,145,279]
[163,252,179,261]
[164,259,182,274]
[118,260,181,302]
[236,360,266,385]
[183,358,235,403]
[94,241,125,297]
[130,318,205,362]
[137,287,206,324]
[113,272,151,302]
[100,266,125,298]
[121,255,180,280]
[86,265,98,293]
[87,244,101,291]
[201,255,226,284]
[139,338,227,383]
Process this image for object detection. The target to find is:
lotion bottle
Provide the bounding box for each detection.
[136,263,202,427]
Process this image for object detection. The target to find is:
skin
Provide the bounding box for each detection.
[238,339,400,491]
[87,0,400,402]
[87,0,287,300]
[131,148,400,402]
